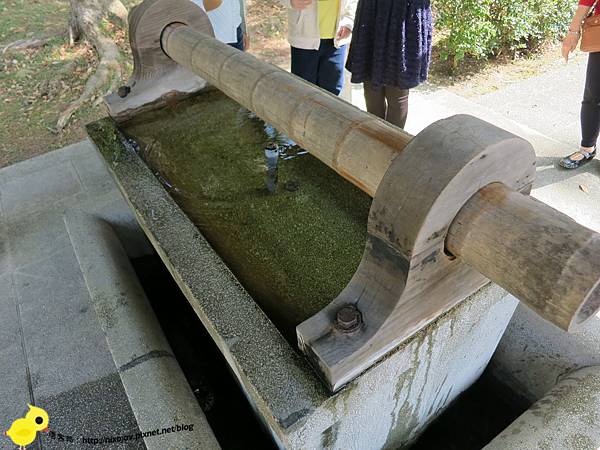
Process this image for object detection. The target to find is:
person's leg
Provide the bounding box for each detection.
[316,40,347,95]
[560,52,600,169]
[228,25,244,51]
[581,52,600,148]
[383,86,410,129]
[363,81,386,119]
[291,46,320,86]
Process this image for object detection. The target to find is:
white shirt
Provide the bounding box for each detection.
[192,0,205,10]
[207,0,243,44]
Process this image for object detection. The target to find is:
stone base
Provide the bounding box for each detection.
[286,285,517,449]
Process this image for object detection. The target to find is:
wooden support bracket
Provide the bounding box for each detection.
[297,115,536,391]
[104,0,213,121]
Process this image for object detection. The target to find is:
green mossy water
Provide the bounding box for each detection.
[114,90,372,342]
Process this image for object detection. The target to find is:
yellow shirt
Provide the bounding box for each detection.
[318,0,340,39]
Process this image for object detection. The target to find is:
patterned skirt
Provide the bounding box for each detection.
[346,0,433,90]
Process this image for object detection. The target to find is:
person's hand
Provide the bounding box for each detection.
[562,31,580,62]
[336,26,351,41]
[243,33,250,51]
[291,0,312,10]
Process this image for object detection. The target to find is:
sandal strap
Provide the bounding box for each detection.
[582,148,596,157]
[569,147,596,161]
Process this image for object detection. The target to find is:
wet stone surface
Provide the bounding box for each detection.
[89,89,372,343]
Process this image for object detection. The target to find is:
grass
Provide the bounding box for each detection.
[245,0,290,69]
[0,0,135,168]
[0,0,67,43]
[0,0,88,166]
[427,37,577,98]
[1,36,95,165]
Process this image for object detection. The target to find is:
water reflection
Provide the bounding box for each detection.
[242,109,308,160]
[264,142,279,193]
[120,133,180,193]
[116,89,372,342]
[239,108,311,192]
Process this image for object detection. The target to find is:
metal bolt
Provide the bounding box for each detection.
[335,305,362,333]
[118,85,131,98]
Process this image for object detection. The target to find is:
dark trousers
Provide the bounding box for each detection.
[364,81,410,129]
[582,52,600,148]
[291,40,347,96]
[228,25,244,51]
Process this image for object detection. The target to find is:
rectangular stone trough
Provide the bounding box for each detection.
[86,89,517,449]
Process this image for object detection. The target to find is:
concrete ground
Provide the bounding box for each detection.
[0,141,146,449]
[1,54,599,449]
[473,54,588,148]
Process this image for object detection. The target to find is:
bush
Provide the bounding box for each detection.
[435,0,577,64]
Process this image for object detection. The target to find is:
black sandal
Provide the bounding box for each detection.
[559,146,596,169]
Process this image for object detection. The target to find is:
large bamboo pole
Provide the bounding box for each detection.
[159,24,600,332]
[161,24,410,196]
[447,183,600,330]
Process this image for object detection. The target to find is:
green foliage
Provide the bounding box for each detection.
[435,0,577,63]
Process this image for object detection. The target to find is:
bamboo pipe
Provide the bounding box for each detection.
[161,23,410,196]
[447,183,600,331]
[160,23,600,331]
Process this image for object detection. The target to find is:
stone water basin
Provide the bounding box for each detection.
[86,87,519,449]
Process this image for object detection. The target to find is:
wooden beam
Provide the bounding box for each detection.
[296,114,537,390]
[159,22,600,332]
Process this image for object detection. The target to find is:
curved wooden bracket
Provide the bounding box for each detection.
[105,0,213,121]
[296,115,536,392]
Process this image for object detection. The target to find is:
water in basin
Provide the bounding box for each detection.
[98,89,372,343]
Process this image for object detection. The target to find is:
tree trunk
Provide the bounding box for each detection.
[57,0,127,131]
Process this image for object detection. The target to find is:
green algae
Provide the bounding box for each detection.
[91,90,372,343]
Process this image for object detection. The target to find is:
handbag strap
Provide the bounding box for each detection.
[588,0,600,18]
